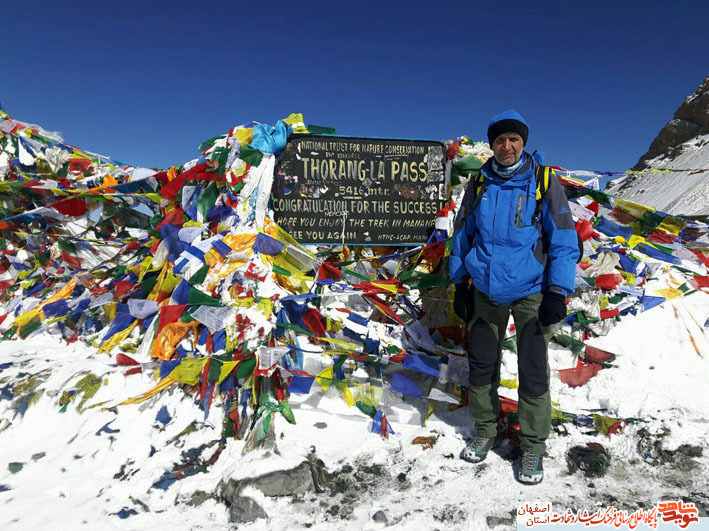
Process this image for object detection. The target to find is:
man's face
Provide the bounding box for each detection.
[492,132,524,167]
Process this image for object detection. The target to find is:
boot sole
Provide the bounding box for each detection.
[518,473,544,485]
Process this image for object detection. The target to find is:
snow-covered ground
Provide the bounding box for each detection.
[1,289,708,530]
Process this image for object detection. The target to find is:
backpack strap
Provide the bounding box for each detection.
[532,164,550,224]
[471,171,486,211]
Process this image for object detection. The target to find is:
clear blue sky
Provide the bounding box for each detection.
[2,0,708,172]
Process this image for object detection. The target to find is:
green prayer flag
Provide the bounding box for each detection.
[208,359,223,382]
[188,286,222,306]
[19,316,43,339]
[198,134,224,153]
[552,334,586,355]
[565,186,611,206]
[307,124,336,135]
[355,401,377,418]
[57,239,78,254]
[211,146,230,176]
[236,356,257,379]
[577,313,600,325]
[451,155,483,186]
[140,275,159,297]
[188,264,209,286]
[502,337,517,354]
[196,182,218,219]
[239,145,263,167]
[279,400,296,424]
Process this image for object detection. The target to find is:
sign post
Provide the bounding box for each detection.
[272,135,449,245]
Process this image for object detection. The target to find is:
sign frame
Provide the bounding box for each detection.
[272,134,450,246]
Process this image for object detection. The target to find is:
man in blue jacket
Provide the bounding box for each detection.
[449,110,578,484]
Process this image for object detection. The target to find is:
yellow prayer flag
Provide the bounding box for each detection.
[133,256,154,282]
[148,263,170,301]
[599,296,609,311]
[204,248,223,267]
[500,378,518,389]
[12,308,42,329]
[235,127,253,146]
[103,301,117,322]
[336,381,356,407]
[98,322,138,354]
[222,232,256,253]
[159,269,181,295]
[315,367,334,392]
[153,321,199,360]
[282,113,308,134]
[654,288,683,300]
[371,282,399,294]
[627,235,645,249]
[217,361,238,384]
[118,377,176,406]
[257,298,272,316]
[614,198,654,219]
[657,217,686,236]
[350,383,383,408]
[102,174,118,188]
[318,337,359,350]
[620,271,636,285]
[168,357,209,386]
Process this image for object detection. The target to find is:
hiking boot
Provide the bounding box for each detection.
[460,434,503,463]
[518,452,544,484]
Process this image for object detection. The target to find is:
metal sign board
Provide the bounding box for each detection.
[272,135,448,245]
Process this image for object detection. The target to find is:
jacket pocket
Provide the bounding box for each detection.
[513,194,536,228]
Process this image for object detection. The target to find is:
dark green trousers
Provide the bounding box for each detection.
[467,290,551,454]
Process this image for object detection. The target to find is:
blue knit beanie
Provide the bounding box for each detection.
[487,110,529,146]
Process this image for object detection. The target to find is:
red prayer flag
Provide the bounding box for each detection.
[116,353,140,366]
[648,231,675,245]
[584,345,615,364]
[558,364,603,388]
[594,273,623,290]
[302,309,327,337]
[157,207,186,229]
[68,158,93,174]
[499,396,518,414]
[693,275,709,289]
[317,261,343,281]
[61,251,82,269]
[157,305,187,335]
[600,308,620,320]
[51,197,87,217]
[159,172,185,200]
[364,293,404,325]
[445,140,459,160]
[575,219,596,242]
[113,280,134,299]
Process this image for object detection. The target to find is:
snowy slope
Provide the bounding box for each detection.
[607,133,709,218]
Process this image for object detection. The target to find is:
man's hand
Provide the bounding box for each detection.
[538,290,567,326]
[453,283,475,322]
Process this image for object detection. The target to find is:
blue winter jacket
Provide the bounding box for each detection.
[449,152,578,304]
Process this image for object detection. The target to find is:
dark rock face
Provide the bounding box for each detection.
[220,454,329,502]
[633,76,709,170]
[228,495,268,524]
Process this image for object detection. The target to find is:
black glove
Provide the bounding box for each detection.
[453,283,475,322]
[538,290,567,327]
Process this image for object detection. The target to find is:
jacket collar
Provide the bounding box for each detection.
[482,152,534,183]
